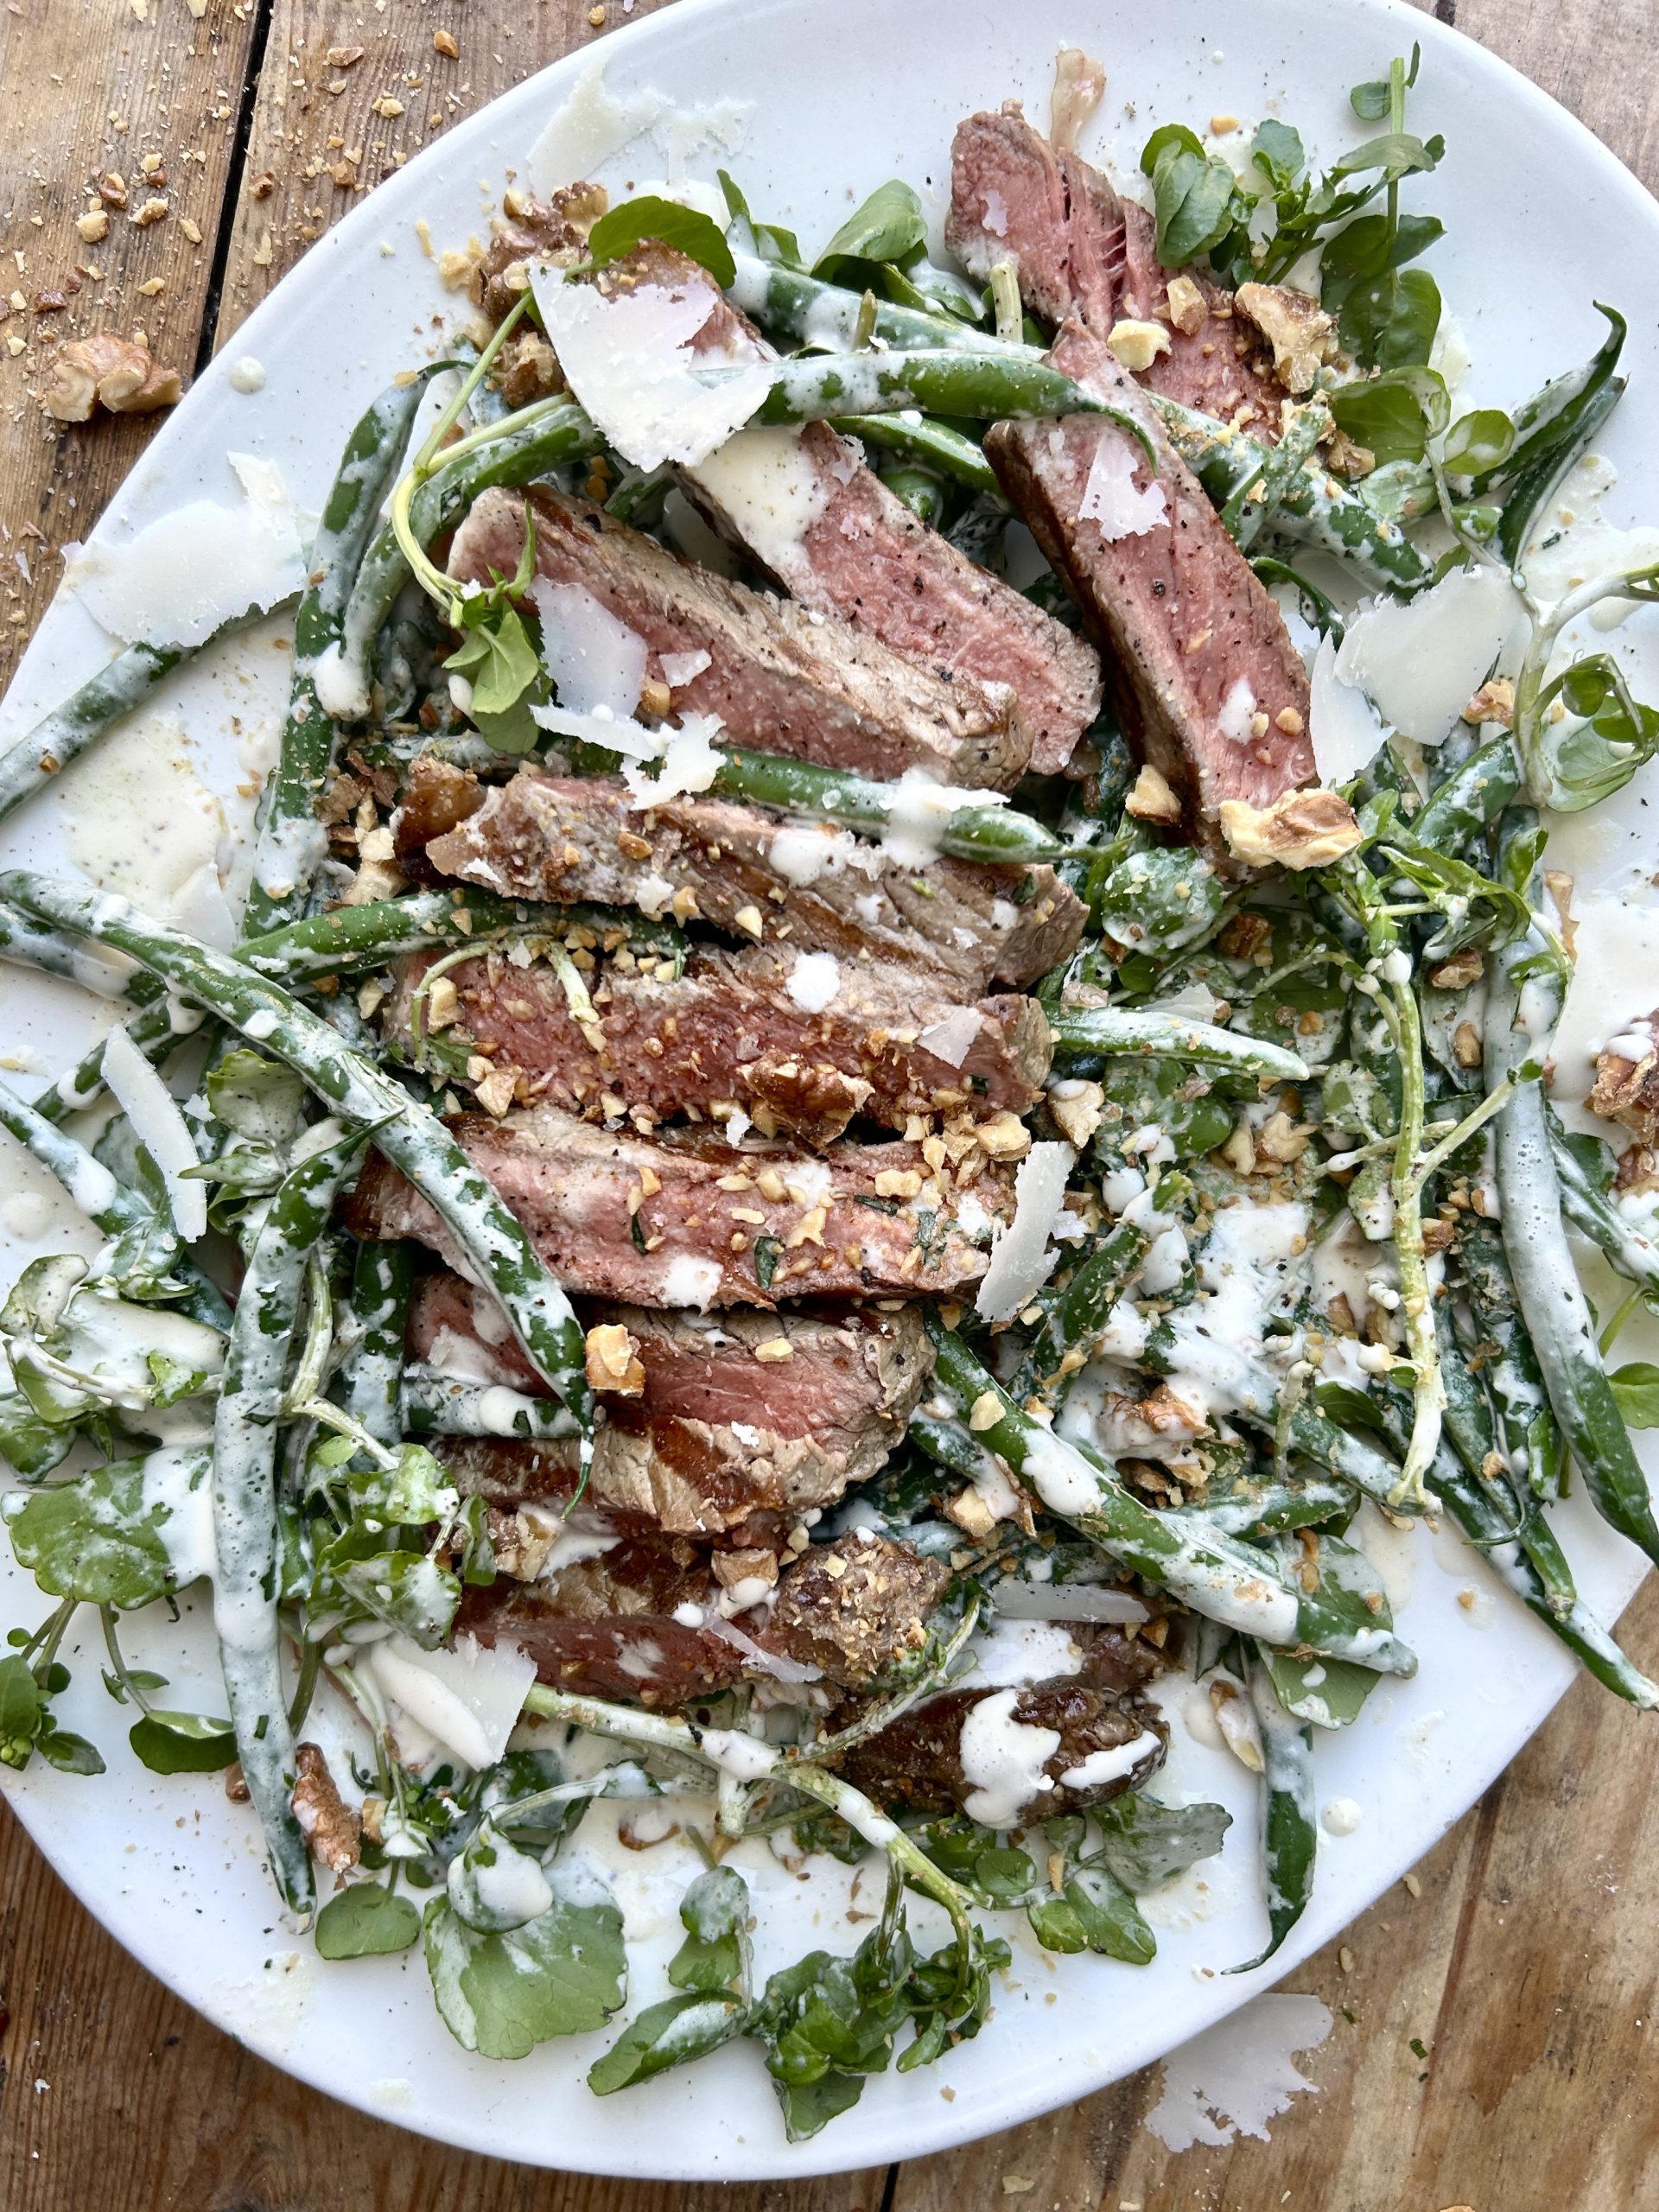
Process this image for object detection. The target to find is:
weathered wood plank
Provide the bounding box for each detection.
[1430,0,1659,190]
[212,0,680,346]
[0,0,266,692]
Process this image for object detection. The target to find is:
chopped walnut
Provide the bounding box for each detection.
[585,1319,645,1395]
[1125,761,1183,824]
[711,1546,779,1592]
[1163,272,1208,336]
[1107,317,1173,373]
[499,329,563,410]
[1218,789,1363,871]
[469,1061,521,1118]
[1234,281,1335,396]
[485,1505,556,1580]
[1427,946,1484,991]
[1589,1014,1659,1144]
[945,1484,998,1539]
[1047,1077,1105,1149]
[1461,676,1515,728]
[1255,1109,1313,1164]
[41,332,181,422]
[290,1742,360,1874]
[1323,424,1376,480]
[1452,1020,1483,1070]
[1617,1143,1659,1198]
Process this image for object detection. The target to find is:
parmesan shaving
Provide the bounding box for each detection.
[101,1023,207,1243]
[975,1139,1074,1322]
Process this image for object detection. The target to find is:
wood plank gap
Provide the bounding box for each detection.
[878,2161,901,2212]
[194,0,278,374]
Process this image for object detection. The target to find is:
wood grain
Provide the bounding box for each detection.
[0,0,266,689]
[3,0,1659,2207]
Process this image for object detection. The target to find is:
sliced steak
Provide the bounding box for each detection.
[414,1273,935,1532]
[455,1527,948,1705]
[415,767,1086,995]
[984,327,1313,849]
[947,107,1282,435]
[385,938,1051,1142]
[586,245,1101,772]
[839,1673,1168,1821]
[449,486,1030,790]
[346,1102,1011,1306]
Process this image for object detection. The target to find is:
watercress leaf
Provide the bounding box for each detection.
[1250,118,1305,188]
[315,1881,423,1959]
[1350,76,1391,121]
[588,1991,747,2094]
[129,1712,237,1773]
[1260,1648,1378,1727]
[1148,138,1238,266]
[348,1441,457,1528]
[1313,1379,1391,1433]
[446,1815,554,1933]
[1330,363,1449,465]
[35,1726,105,1776]
[0,1654,43,1766]
[448,606,542,721]
[1338,265,1441,370]
[1089,837,1230,953]
[206,1050,307,1147]
[1319,212,1443,308]
[1090,1795,1233,1890]
[4,1453,189,1610]
[0,1394,75,1481]
[668,1865,752,1994]
[1026,1893,1088,1954]
[588,195,735,287]
[423,1871,627,2060]
[328,1544,461,1649]
[1330,130,1444,186]
[773,2068,867,2141]
[1611,1362,1659,1428]
[1065,1863,1157,1963]
[815,181,926,275]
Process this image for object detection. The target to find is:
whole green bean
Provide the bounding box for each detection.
[729,249,1029,362]
[1232,1647,1316,1971]
[334,1239,416,1451]
[1047,1007,1309,1084]
[214,1130,365,1919]
[1454,1211,1558,1503]
[0,872,594,1433]
[830,413,1001,498]
[244,373,440,939]
[339,397,603,699]
[238,887,537,979]
[926,1325,1416,1673]
[1168,1476,1355,1540]
[0,607,289,831]
[1410,733,1522,854]
[1487,938,1659,1565]
[719,353,1144,444]
[707,747,1065,863]
[1433,1291,1573,1611]
[1550,1125,1659,1303]
[402,1368,581,1440]
[0,1073,231,1332]
[1012,1218,1154,1402]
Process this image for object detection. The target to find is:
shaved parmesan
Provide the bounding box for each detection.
[1335,567,1529,748]
[1309,632,1388,785]
[531,271,772,471]
[917,1004,983,1068]
[661,1253,721,1310]
[63,451,306,649]
[659,647,711,688]
[1078,435,1167,540]
[992,1580,1150,1624]
[690,425,834,575]
[622,714,724,805]
[785,950,840,1013]
[975,1138,1074,1322]
[367,1631,537,1770]
[531,576,648,716]
[1218,677,1257,743]
[101,1023,207,1243]
[527,59,749,197]
[700,1611,822,1684]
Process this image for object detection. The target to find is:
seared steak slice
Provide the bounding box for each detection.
[766,1529,950,1689]
[346,1102,1011,1305]
[985,327,1313,848]
[449,486,1030,790]
[457,1525,949,1704]
[385,939,1051,1142]
[947,108,1282,435]
[840,1675,1168,1821]
[416,768,1086,995]
[586,245,1101,772]
[415,1274,935,1532]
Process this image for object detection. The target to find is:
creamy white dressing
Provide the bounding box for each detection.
[689,425,832,579]
[785,950,840,1013]
[1060,1729,1162,1790]
[957,1687,1060,1826]
[1335,569,1529,750]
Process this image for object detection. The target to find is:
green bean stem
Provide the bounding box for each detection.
[828,413,1001,498]
[707,746,1065,863]
[0,872,594,1432]
[1047,1007,1309,1084]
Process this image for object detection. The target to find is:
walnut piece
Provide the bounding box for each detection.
[585,1319,645,1395]
[1235,281,1335,396]
[1163,272,1208,336]
[1047,1077,1105,1149]
[1218,788,1363,871]
[290,1742,360,1874]
[1588,1014,1659,1144]
[1107,317,1173,373]
[1461,676,1515,728]
[1125,761,1184,824]
[41,332,181,422]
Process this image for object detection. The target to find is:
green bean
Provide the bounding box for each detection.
[1433,1292,1573,1611]
[402,1368,581,1440]
[244,373,441,939]
[830,413,1001,498]
[334,1240,415,1451]
[719,353,1144,444]
[214,1129,364,1919]
[1487,936,1659,1566]
[1222,398,1332,553]
[1550,1125,1659,1304]
[339,397,603,700]
[877,464,947,528]
[0,1073,231,1332]
[926,1325,1416,1673]
[729,249,1028,363]
[1232,1647,1316,1971]
[1485,306,1627,574]
[707,746,1066,863]
[239,887,537,980]
[1011,1219,1154,1402]
[1047,1007,1309,1084]
[1410,734,1522,854]
[1168,1476,1354,1540]
[0,872,594,1434]
[1455,1211,1559,1503]
[0,608,289,831]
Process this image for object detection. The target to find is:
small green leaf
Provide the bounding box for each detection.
[1441,409,1515,475]
[813,180,926,276]
[1065,1864,1156,1964]
[668,1866,751,1994]
[1338,266,1441,370]
[1143,132,1238,266]
[5,1454,188,1611]
[0,1655,44,1768]
[206,1050,307,1147]
[447,603,543,721]
[1090,1796,1232,1891]
[1250,119,1305,188]
[588,194,736,288]
[1329,364,1449,465]
[35,1726,105,1776]
[423,1871,627,2060]
[129,1711,238,1773]
[1259,1648,1378,1728]
[1611,1362,1659,1428]
[1350,76,1391,121]
[588,1991,745,2094]
[315,1882,423,1959]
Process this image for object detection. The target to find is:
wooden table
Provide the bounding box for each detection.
[1,1,1657,2204]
